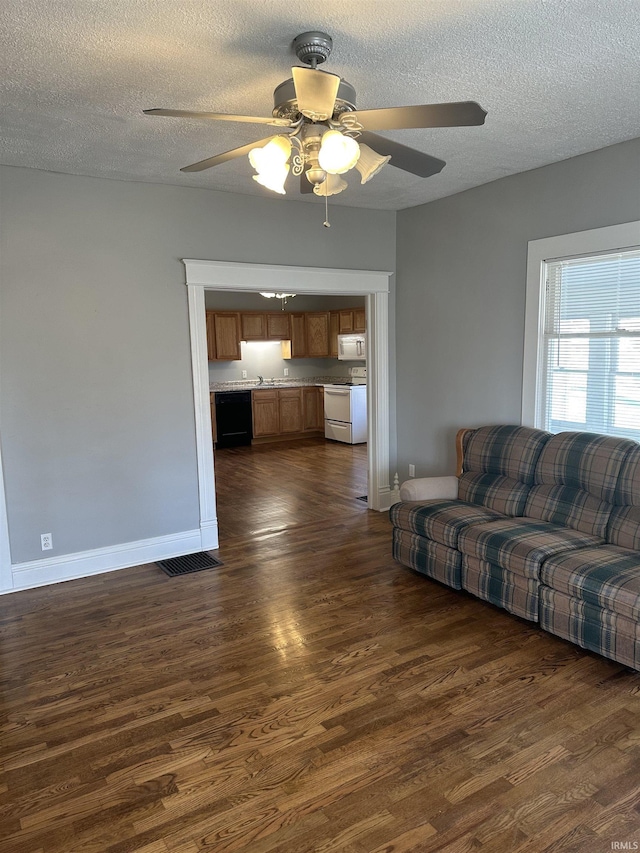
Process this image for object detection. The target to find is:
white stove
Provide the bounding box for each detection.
[323,367,367,444]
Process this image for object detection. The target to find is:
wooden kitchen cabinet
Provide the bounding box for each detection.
[252,389,279,437]
[338,309,355,333]
[266,313,291,340]
[283,314,307,358]
[303,386,324,431]
[240,313,267,341]
[305,312,330,358]
[205,311,217,361]
[241,312,291,341]
[338,307,366,334]
[329,311,340,358]
[252,386,323,441]
[278,388,303,433]
[206,311,241,360]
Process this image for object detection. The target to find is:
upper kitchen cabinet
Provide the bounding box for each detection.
[338,307,366,334]
[240,312,267,341]
[305,312,330,358]
[240,312,291,342]
[266,312,291,340]
[206,311,241,360]
[282,311,331,359]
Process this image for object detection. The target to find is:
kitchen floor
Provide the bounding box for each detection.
[213,437,368,542]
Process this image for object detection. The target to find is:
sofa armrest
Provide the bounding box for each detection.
[399,476,459,502]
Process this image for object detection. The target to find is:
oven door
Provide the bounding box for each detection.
[323,386,351,423]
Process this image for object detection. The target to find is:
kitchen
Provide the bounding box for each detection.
[206,291,368,451]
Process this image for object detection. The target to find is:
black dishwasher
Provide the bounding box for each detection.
[215,391,253,448]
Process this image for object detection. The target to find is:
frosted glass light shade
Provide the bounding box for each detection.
[248,136,291,171]
[252,162,289,194]
[249,136,292,194]
[318,130,360,174]
[313,173,348,196]
[355,143,391,184]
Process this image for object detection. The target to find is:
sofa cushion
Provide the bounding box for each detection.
[457,425,550,515]
[458,517,603,579]
[608,506,640,552]
[462,555,540,622]
[539,586,640,670]
[389,499,503,549]
[463,425,551,484]
[540,546,640,620]
[608,445,640,549]
[524,432,637,535]
[532,431,635,502]
[392,529,463,589]
[458,473,531,517]
[524,484,613,539]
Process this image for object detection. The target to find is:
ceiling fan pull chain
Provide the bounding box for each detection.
[323,192,331,228]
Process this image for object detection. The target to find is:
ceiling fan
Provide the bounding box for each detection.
[144,31,487,202]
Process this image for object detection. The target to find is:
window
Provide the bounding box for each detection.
[523,222,640,440]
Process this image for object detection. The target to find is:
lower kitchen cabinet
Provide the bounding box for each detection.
[278,388,303,434]
[303,386,324,431]
[251,386,324,441]
[252,389,279,437]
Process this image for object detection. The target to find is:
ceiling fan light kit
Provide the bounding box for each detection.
[144,30,487,223]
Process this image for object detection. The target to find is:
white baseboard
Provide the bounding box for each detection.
[6,527,215,593]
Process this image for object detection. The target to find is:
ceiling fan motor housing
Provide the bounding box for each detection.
[292,31,333,66]
[272,77,356,122]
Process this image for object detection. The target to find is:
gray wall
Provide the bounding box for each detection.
[395,138,640,479]
[0,165,395,564]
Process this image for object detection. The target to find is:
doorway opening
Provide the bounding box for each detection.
[183,259,392,552]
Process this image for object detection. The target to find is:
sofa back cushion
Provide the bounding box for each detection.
[525,432,636,536]
[458,425,551,515]
[608,444,640,549]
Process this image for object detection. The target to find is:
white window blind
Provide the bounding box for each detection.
[538,247,640,439]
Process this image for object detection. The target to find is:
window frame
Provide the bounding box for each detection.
[522,221,640,431]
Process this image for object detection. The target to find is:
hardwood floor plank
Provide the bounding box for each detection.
[1,438,640,852]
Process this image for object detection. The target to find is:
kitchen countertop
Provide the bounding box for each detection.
[210,376,344,392]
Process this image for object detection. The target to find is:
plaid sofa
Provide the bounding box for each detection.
[390,425,640,670]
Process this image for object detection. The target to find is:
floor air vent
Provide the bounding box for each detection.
[356,495,368,502]
[156,552,223,577]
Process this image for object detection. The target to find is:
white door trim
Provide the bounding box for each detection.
[183,259,393,551]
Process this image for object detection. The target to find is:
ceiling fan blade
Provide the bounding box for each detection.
[291,67,341,121]
[350,101,487,131]
[299,173,313,194]
[359,132,446,178]
[144,108,292,127]
[180,136,281,173]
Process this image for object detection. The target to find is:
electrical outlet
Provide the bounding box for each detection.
[41,533,53,551]
[284,368,289,376]
[242,370,247,379]
[409,464,415,477]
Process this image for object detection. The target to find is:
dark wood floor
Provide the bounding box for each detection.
[1,438,640,852]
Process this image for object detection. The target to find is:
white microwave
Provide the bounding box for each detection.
[337,333,366,361]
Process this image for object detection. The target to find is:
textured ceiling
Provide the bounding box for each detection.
[1,0,639,210]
